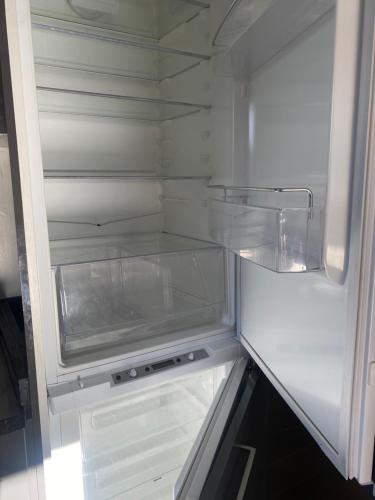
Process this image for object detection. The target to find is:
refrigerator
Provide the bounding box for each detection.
[1,0,375,498]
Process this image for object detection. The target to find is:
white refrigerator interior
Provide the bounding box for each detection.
[3,0,375,496]
[29,0,237,379]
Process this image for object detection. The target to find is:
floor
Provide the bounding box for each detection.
[230,373,373,500]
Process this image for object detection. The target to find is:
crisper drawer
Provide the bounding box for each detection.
[52,235,227,365]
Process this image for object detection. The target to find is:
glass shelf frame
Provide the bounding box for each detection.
[43,172,212,180]
[37,85,211,121]
[30,0,210,43]
[32,18,211,83]
[50,232,220,267]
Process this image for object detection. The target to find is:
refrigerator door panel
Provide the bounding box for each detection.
[241,269,345,451]
[324,0,362,284]
[45,339,248,500]
[349,1,375,481]
[239,0,374,479]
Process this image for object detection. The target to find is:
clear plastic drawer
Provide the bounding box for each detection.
[52,234,227,364]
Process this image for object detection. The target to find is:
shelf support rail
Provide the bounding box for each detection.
[207,185,313,214]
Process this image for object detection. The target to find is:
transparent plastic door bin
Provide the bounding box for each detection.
[208,198,323,272]
[53,247,226,363]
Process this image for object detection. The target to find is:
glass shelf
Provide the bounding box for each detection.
[50,232,219,265]
[32,18,211,82]
[208,188,323,273]
[37,86,210,121]
[31,0,210,41]
[212,0,275,48]
[51,233,226,363]
[44,172,211,180]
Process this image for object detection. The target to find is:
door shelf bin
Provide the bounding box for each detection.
[52,235,226,364]
[208,198,323,273]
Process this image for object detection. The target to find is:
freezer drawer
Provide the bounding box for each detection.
[45,339,248,500]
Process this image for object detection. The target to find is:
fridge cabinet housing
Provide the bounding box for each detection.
[2,0,375,497]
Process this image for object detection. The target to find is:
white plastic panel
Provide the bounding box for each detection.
[162,179,211,241]
[44,179,163,239]
[161,112,211,177]
[39,113,161,175]
[233,13,334,201]
[210,74,235,185]
[241,267,347,450]
[213,0,335,79]
[239,11,348,454]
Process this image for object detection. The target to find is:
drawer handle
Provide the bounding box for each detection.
[233,444,256,500]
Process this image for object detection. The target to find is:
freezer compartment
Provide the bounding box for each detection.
[46,348,239,500]
[208,192,323,273]
[52,233,228,364]
[79,363,232,500]
[31,0,209,41]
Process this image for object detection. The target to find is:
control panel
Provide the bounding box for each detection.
[112,349,209,385]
